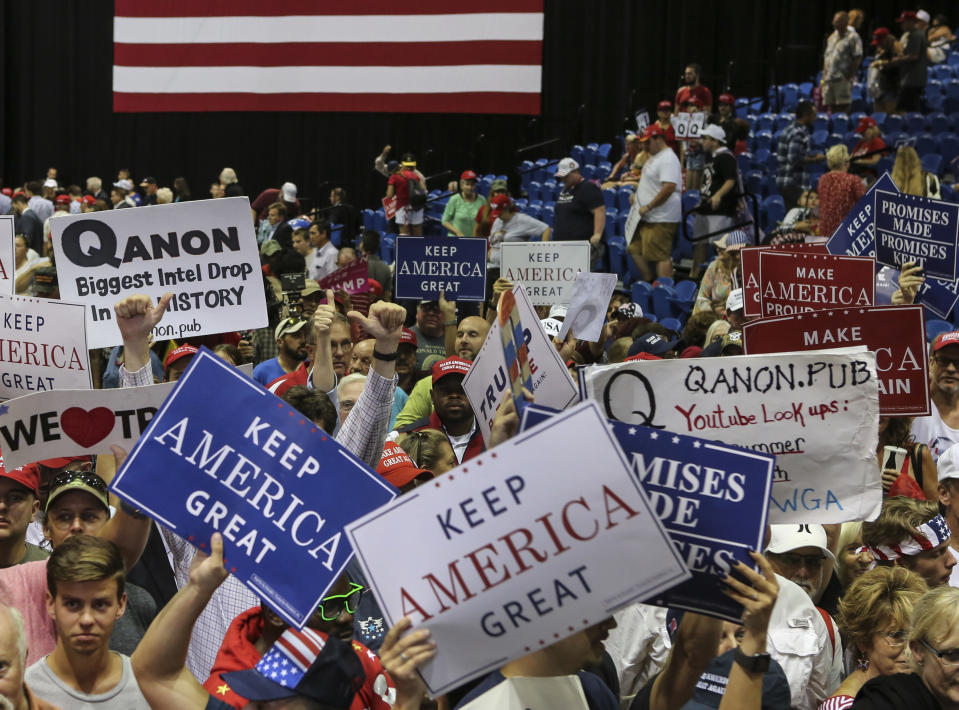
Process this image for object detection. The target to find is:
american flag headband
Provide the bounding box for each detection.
[858,514,952,561]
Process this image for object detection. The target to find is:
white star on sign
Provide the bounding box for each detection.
[672,436,680,444]
[650,432,659,439]
[693,441,702,448]
[628,427,637,435]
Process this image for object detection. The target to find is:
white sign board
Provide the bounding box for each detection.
[559,272,617,343]
[51,197,267,349]
[500,242,591,306]
[0,216,14,295]
[346,401,691,696]
[581,347,882,523]
[0,364,252,468]
[0,295,91,400]
[463,285,579,444]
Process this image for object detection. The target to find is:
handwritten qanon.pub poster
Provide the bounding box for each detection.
[580,347,882,524]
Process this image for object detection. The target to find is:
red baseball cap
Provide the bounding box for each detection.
[0,188,11,197]
[81,194,97,205]
[640,123,666,142]
[400,328,417,347]
[164,343,198,369]
[37,456,92,470]
[624,352,663,362]
[896,10,917,22]
[0,455,40,496]
[460,170,478,181]
[367,278,383,298]
[657,100,672,110]
[718,93,735,105]
[855,116,877,133]
[871,27,891,44]
[934,332,959,351]
[489,193,514,220]
[432,356,471,383]
[376,441,431,488]
[55,194,70,205]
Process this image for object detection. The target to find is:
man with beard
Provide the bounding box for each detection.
[395,357,484,463]
[252,317,309,386]
[764,524,834,600]
[411,301,448,369]
[912,331,959,461]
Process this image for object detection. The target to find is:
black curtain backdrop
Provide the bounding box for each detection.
[2,1,956,210]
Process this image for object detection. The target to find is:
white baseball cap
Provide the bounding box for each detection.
[726,288,744,312]
[548,304,569,320]
[700,124,727,143]
[917,9,931,23]
[43,178,58,188]
[281,181,297,202]
[765,524,835,559]
[938,442,959,481]
[113,179,133,191]
[554,158,580,178]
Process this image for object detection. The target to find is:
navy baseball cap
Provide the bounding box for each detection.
[681,649,790,710]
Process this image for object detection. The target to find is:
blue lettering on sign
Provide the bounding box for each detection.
[770,488,844,513]
[394,236,487,301]
[827,173,898,257]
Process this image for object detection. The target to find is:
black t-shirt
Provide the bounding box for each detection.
[852,672,941,709]
[554,178,604,241]
[701,149,739,216]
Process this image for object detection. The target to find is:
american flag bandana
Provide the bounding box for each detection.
[859,514,952,561]
[254,627,327,688]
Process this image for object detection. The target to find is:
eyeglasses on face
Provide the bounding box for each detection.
[316,582,364,621]
[934,355,959,370]
[921,639,959,667]
[770,552,826,569]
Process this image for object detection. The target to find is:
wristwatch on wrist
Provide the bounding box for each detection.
[733,645,771,674]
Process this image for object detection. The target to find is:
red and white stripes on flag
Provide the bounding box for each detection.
[113,1,543,114]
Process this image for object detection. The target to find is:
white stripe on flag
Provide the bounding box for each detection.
[112,65,542,94]
[281,632,323,670]
[113,14,544,44]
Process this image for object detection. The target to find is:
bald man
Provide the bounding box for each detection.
[393,315,490,428]
[0,603,60,710]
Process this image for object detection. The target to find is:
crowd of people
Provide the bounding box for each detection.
[3,6,959,710]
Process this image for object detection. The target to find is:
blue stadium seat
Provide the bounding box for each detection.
[781,84,800,112]
[735,98,751,118]
[541,204,554,227]
[799,81,814,98]
[941,183,957,203]
[946,96,959,115]
[850,111,867,125]
[598,143,613,160]
[380,234,395,264]
[616,186,634,212]
[933,64,955,81]
[811,129,829,150]
[831,113,850,133]
[603,188,617,211]
[615,212,628,239]
[927,319,953,342]
[361,208,375,230]
[607,235,626,278]
[916,133,938,156]
[682,190,701,214]
[813,114,830,133]
[879,112,898,132]
[542,180,559,200]
[737,153,753,174]
[659,317,683,333]
[598,161,613,179]
[928,112,952,133]
[673,279,698,303]
[652,285,677,320]
[941,133,959,162]
[927,94,946,112]
[745,170,763,196]
[755,130,774,151]
[604,208,619,237]
[921,153,943,176]
[876,156,894,175]
[373,210,388,233]
[843,131,859,150]
[754,147,771,169]
[757,113,776,132]
[775,113,793,132]
[827,132,844,149]
[904,112,926,134]
[631,281,653,314]
[585,143,600,166]
[528,181,542,202]
[947,80,959,99]
[570,146,585,165]
[949,52,959,68]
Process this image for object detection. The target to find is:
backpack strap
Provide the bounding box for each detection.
[817,607,836,655]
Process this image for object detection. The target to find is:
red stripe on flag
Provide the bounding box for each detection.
[113,41,541,67]
[115,0,542,17]
[113,91,541,115]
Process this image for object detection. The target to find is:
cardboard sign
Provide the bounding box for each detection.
[757,252,874,317]
[874,190,959,280]
[462,285,579,444]
[559,272,618,343]
[320,258,371,316]
[394,236,487,301]
[635,111,650,134]
[500,242,591,306]
[50,197,267,349]
[460,676,589,710]
[580,347,882,523]
[109,348,397,628]
[743,306,929,417]
[624,199,641,244]
[741,243,829,318]
[671,112,706,141]
[0,364,253,468]
[519,406,774,622]
[382,196,397,220]
[0,295,91,401]
[826,173,898,258]
[0,216,14,295]
[345,401,691,696]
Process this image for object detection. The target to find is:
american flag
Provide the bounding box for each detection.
[113,0,543,114]
[255,627,327,688]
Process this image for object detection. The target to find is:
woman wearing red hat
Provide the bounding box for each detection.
[441,169,486,237]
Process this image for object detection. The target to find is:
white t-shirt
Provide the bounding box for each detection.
[488,213,550,266]
[911,404,959,461]
[636,147,682,223]
[309,241,339,283]
[25,653,151,709]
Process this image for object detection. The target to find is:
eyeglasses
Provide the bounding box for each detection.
[877,630,909,648]
[316,582,364,621]
[49,469,107,494]
[920,639,959,667]
[934,356,959,370]
[771,552,826,569]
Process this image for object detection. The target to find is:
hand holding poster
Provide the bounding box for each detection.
[109,348,397,628]
[500,242,591,306]
[345,401,691,695]
[462,285,579,444]
[519,405,774,622]
[580,347,882,523]
[743,306,928,417]
[757,251,874,316]
[874,190,959,280]
[0,294,91,400]
[0,216,14,295]
[394,236,487,301]
[51,197,267,349]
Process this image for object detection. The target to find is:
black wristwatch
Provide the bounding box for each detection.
[733,646,771,674]
[373,349,399,361]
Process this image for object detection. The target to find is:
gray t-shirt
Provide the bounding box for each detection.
[25,653,151,709]
[488,213,550,265]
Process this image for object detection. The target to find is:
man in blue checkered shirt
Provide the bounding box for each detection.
[775,101,825,210]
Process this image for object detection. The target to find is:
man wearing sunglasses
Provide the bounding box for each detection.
[912,331,959,462]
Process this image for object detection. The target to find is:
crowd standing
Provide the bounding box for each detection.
[4,7,959,710]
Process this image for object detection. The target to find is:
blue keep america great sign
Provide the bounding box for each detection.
[394,236,487,301]
[110,348,397,628]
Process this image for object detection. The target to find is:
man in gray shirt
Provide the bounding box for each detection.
[25,535,150,709]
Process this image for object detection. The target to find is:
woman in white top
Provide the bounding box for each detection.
[487,197,551,266]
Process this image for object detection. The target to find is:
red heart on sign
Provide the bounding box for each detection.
[60,407,115,448]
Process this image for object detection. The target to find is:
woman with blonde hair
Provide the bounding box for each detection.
[834,522,874,591]
[820,566,926,708]
[852,585,959,708]
[395,429,457,478]
[693,229,746,316]
[891,145,939,197]
[817,144,866,237]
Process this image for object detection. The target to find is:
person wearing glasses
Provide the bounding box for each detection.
[852,585,959,709]
[821,566,927,709]
[912,331,959,463]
